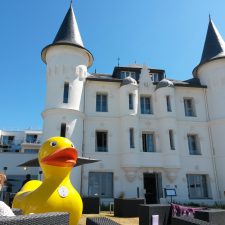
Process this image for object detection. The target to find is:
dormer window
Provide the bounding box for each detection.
[150,73,159,82]
[120,71,136,79]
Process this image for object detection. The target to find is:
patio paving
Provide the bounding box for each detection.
[78,211,139,225]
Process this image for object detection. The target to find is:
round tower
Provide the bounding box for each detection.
[41,4,93,191]
[193,18,225,202]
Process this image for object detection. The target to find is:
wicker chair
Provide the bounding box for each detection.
[0,212,69,225]
[86,217,121,225]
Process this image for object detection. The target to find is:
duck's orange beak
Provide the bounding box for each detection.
[41,147,78,167]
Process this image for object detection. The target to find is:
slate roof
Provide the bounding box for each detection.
[193,18,225,76]
[87,73,207,88]
[41,5,93,67]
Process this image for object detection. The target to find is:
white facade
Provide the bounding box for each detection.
[2,6,225,206]
[38,7,225,205]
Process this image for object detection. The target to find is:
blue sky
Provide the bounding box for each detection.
[1,0,225,130]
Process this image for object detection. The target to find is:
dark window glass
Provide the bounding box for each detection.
[63,83,69,103]
[166,96,172,112]
[142,133,155,152]
[129,128,135,148]
[60,123,66,137]
[169,130,175,150]
[96,94,108,112]
[141,96,152,114]
[129,94,134,110]
[96,131,108,152]
[88,172,113,197]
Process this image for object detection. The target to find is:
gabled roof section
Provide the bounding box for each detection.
[53,4,84,47]
[41,4,93,67]
[193,18,225,76]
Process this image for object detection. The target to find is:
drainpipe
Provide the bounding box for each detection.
[204,88,221,203]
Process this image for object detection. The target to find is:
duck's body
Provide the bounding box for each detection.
[13,137,83,225]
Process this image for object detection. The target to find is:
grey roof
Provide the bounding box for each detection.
[87,73,207,88]
[53,5,84,47]
[121,76,137,87]
[155,78,174,90]
[41,5,93,67]
[193,18,225,76]
[171,78,207,88]
[86,73,122,82]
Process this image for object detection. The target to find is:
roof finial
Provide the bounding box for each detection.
[209,14,211,21]
[70,0,73,6]
[117,57,120,67]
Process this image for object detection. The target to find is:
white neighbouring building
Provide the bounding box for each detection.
[2,5,225,205]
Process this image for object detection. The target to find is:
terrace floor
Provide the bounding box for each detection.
[78,211,139,225]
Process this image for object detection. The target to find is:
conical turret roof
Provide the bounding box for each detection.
[53,4,84,46]
[41,4,93,67]
[193,18,225,76]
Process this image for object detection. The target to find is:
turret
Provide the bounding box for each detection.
[41,4,93,191]
[193,18,225,119]
[193,17,225,202]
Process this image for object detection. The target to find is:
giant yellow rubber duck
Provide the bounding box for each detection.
[13,136,83,225]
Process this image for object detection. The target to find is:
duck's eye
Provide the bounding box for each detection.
[50,141,57,147]
[71,144,74,148]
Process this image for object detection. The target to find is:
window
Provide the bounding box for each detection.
[88,172,113,198]
[184,98,196,117]
[26,134,38,143]
[129,94,134,110]
[96,94,108,112]
[129,128,135,148]
[96,131,108,152]
[187,134,201,155]
[166,96,172,112]
[151,73,159,82]
[142,133,155,152]
[169,130,175,150]
[1,136,14,145]
[60,123,66,137]
[187,174,209,199]
[140,96,153,114]
[120,71,136,79]
[63,82,69,103]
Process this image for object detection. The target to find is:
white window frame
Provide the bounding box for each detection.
[88,172,113,198]
[187,134,201,155]
[129,93,134,110]
[142,132,155,152]
[140,96,153,114]
[150,73,159,82]
[95,130,108,152]
[184,98,196,117]
[96,93,108,112]
[186,174,210,199]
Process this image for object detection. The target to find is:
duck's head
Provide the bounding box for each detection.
[38,137,78,175]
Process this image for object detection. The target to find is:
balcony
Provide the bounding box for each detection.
[0,139,22,153]
[21,140,41,149]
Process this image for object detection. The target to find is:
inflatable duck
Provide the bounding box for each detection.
[13,136,83,225]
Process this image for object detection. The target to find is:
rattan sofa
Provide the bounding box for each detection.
[0,212,69,225]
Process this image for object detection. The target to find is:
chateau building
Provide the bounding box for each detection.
[2,4,225,205]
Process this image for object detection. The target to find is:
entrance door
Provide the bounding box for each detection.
[143,173,162,204]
